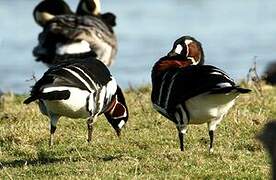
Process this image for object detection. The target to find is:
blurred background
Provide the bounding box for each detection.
[0,0,276,93]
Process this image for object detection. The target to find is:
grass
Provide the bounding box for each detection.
[0,83,275,179]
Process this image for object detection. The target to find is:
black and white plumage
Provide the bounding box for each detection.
[151,36,251,152]
[33,0,117,66]
[24,56,128,146]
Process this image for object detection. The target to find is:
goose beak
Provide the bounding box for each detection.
[168,50,177,57]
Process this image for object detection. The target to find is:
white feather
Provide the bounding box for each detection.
[42,86,91,118]
[56,40,91,55]
[185,92,239,124]
[71,65,98,89]
[63,67,93,92]
[174,44,183,54]
[185,40,193,46]
[118,120,125,128]
[217,82,232,88]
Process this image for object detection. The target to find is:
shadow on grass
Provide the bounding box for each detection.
[0,157,67,169]
[96,154,124,161]
[0,147,71,169]
[1,145,126,169]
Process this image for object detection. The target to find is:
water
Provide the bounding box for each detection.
[0,0,276,93]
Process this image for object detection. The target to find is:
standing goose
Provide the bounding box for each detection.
[151,36,251,152]
[24,55,128,146]
[33,0,117,66]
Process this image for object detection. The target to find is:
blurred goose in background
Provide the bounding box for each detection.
[33,0,117,67]
[24,54,128,146]
[76,0,101,16]
[257,120,276,180]
[33,0,73,27]
[151,36,251,152]
[263,62,276,85]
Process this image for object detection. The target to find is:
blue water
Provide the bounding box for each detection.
[0,0,276,93]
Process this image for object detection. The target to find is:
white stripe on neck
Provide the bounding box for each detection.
[56,40,91,55]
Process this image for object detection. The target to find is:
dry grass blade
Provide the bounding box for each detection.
[247,59,263,96]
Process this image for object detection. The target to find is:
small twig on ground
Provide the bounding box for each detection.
[74,146,88,162]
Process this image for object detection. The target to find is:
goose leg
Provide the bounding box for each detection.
[87,116,96,143]
[49,114,59,147]
[209,130,214,153]
[175,104,189,151]
[178,131,184,151]
[208,117,223,153]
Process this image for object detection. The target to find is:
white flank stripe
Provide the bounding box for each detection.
[175,111,181,125]
[210,72,222,75]
[106,77,117,97]
[175,44,183,54]
[153,104,169,117]
[178,104,187,121]
[97,86,106,113]
[217,82,232,88]
[164,72,179,109]
[118,120,125,128]
[71,66,98,90]
[56,40,91,55]
[214,69,234,82]
[63,68,93,92]
[88,90,96,114]
[42,86,70,93]
[157,72,169,105]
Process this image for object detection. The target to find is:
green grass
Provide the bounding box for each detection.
[0,84,275,179]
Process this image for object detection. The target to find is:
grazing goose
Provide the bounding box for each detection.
[257,120,276,180]
[151,36,251,152]
[24,54,128,146]
[33,0,117,66]
[33,0,73,27]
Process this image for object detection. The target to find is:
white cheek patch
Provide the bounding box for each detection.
[187,57,199,65]
[174,44,183,54]
[118,120,125,129]
[56,40,91,55]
